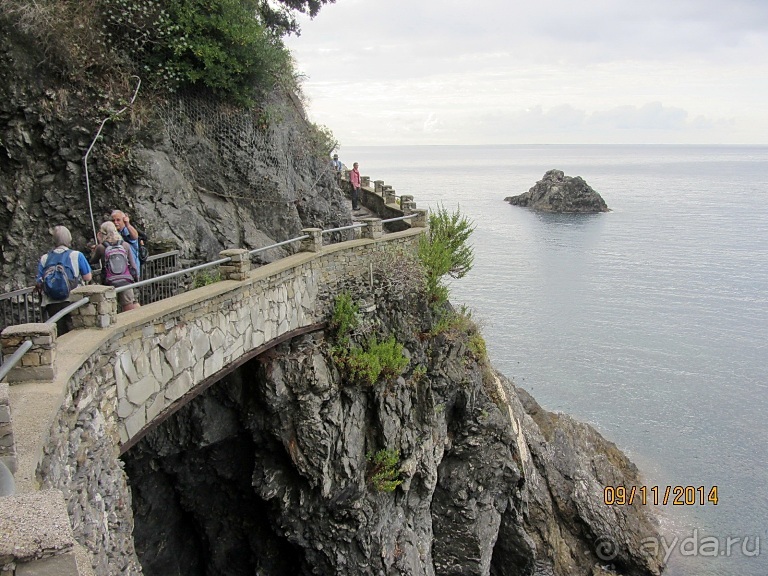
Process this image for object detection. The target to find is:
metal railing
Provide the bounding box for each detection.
[136,250,181,305]
[0,286,43,331]
[0,250,180,333]
[115,255,232,295]
[0,339,32,383]
[323,223,366,235]
[0,215,419,375]
[383,214,416,224]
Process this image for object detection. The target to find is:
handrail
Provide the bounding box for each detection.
[0,286,36,299]
[116,234,311,294]
[115,256,232,293]
[0,296,91,382]
[0,340,32,382]
[146,250,180,262]
[323,223,365,235]
[45,298,90,326]
[248,235,308,256]
[381,214,416,224]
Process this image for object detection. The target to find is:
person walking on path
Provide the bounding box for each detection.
[332,153,343,173]
[110,210,141,278]
[90,221,140,312]
[349,162,361,211]
[35,225,93,335]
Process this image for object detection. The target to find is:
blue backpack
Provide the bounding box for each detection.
[42,250,77,300]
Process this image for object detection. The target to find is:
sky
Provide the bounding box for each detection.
[285,0,768,146]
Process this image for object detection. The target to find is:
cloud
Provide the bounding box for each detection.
[292,0,768,77]
[287,0,768,144]
[458,103,698,140]
[587,102,689,130]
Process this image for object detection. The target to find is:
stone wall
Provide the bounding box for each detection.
[338,174,415,231]
[25,226,423,575]
[0,384,14,475]
[0,490,84,574]
[110,229,422,448]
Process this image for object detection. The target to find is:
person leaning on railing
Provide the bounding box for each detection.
[35,225,93,336]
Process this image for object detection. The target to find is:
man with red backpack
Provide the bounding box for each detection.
[90,220,140,312]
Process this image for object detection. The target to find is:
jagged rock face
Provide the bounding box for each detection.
[122,276,662,576]
[0,20,349,290]
[505,170,609,213]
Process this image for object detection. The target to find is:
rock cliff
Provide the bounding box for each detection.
[505,170,609,213]
[0,18,348,291]
[122,267,663,576]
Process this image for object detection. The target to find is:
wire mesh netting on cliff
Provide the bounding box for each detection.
[157,91,325,203]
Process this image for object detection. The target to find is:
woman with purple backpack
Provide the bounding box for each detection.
[90,221,140,312]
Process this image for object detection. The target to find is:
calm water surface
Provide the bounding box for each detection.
[344,145,768,576]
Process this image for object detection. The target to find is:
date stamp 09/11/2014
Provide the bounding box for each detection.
[603,485,719,506]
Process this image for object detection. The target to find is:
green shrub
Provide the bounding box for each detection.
[366,449,403,492]
[409,364,427,385]
[418,205,474,305]
[468,332,488,362]
[100,0,294,104]
[429,305,474,338]
[308,122,339,158]
[330,293,358,343]
[418,234,451,305]
[344,346,381,387]
[342,336,408,386]
[192,268,221,288]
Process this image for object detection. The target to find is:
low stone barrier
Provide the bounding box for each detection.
[0,490,84,575]
[0,384,14,475]
[339,172,423,231]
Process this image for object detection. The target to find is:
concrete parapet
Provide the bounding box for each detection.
[399,194,416,214]
[361,176,371,188]
[0,490,81,575]
[300,228,323,253]
[0,384,16,475]
[374,180,384,194]
[219,249,250,281]
[362,218,383,240]
[384,189,397,205]
[70,286,116,330]
[411,208,428,228]
[0,324,56,383]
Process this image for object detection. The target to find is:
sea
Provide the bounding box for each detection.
[343,144,768,576]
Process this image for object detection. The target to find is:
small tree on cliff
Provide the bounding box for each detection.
[418,205,475,305]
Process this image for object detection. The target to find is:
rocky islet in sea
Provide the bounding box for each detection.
[506,169,610,213]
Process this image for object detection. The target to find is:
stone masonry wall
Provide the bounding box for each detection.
[0,383,15,475]
[35,228,423,575]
